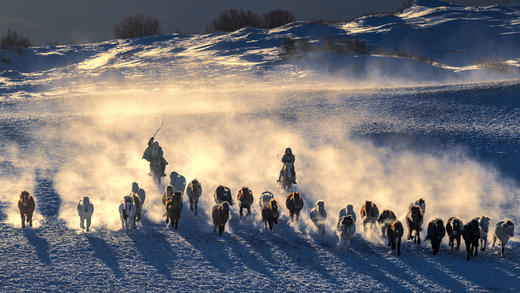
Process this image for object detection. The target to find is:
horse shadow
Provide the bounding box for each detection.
[0,201,8,222]
[33,169,61,218]
[85,232,123,279]
[240,216,338,284]
[23,228,51,265]
[131,217,176,280]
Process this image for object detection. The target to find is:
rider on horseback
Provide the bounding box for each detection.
[277,147,297,184]
[142,137,168,177]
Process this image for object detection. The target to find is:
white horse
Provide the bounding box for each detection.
[337,215,356,251]
[477,216,491,251]
[77,196,94,231]
[493,220,515,258]
[339,204,356,224]
[259,191,275,210]
[119,195,136,233]
[310,200,327,234]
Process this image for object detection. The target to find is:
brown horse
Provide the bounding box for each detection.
[166,191,182,229]
[132,192,142,223]
[286,192,304,222]
[262,198,279,232]
[212,201,230,235]
[18,190,35,228]
[187,179,202,215]
[237,187,254,217]
[360,201,379,231]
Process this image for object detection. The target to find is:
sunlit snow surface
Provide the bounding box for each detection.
[0,0,520,291]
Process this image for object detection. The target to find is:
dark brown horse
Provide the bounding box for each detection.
[360,201,379,231]
[388,220,404,255]
[446,217,463,251]
[212,202,230,235]
[237,187,254,217]
[166,191,182,229]
[286,192,304,222]
[18,190,35,228]
[426,218,446,255]
[406,204,423,244]
[262,198,279,232]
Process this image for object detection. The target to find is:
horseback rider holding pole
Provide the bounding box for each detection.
[142,117,168,177]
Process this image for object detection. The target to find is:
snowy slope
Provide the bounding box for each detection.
[1,0,520,291]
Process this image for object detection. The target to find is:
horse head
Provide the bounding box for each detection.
[292,192,300,202]
[132,182,139,193]
[221,202,230,213]
[20,190,30,208]
[505,220,515,236]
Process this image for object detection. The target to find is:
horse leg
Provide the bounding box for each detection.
[482,238,487,251]
[417,231,421,245]
[219,224,224,235]
[86,216,91,232]
[397,237,401,256]
[247,206,251,216]
[194,200,198,216]
[20,212,25,228]
[456,236,461,250]
[474,242,478,257]
[346,238,351,250]
[501,243,505,258]
[239,206,243,217]
[466,241,471,261]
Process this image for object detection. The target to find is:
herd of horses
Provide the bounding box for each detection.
[16,174,516,261]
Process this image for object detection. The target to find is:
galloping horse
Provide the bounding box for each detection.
[77,196,94,231]
[119,195,136,233]
[187,179,202,215]
[237,187,254,217]
[18,190,35,228]
[166,191,182,229]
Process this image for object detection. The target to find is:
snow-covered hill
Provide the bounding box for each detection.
[1,0,520,291]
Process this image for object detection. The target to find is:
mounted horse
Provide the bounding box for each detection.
[214,185,233,206]
[286,192,304,222]
[18,190,35,228]
[77,196,94,231]
[119,195,136,233]
[186,179,202,215]
[406,204,423,244]
[279,163,294,191]
[166,191,183,229]
[212,202,230,235]
[262,198,279,232]
[310,200,327,234]
[237,187,254,217]
[360,201,379,231]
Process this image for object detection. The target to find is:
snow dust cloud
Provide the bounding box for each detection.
[0,77,517,243]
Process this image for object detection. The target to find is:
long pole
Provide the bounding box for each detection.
[152,115,166,138]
